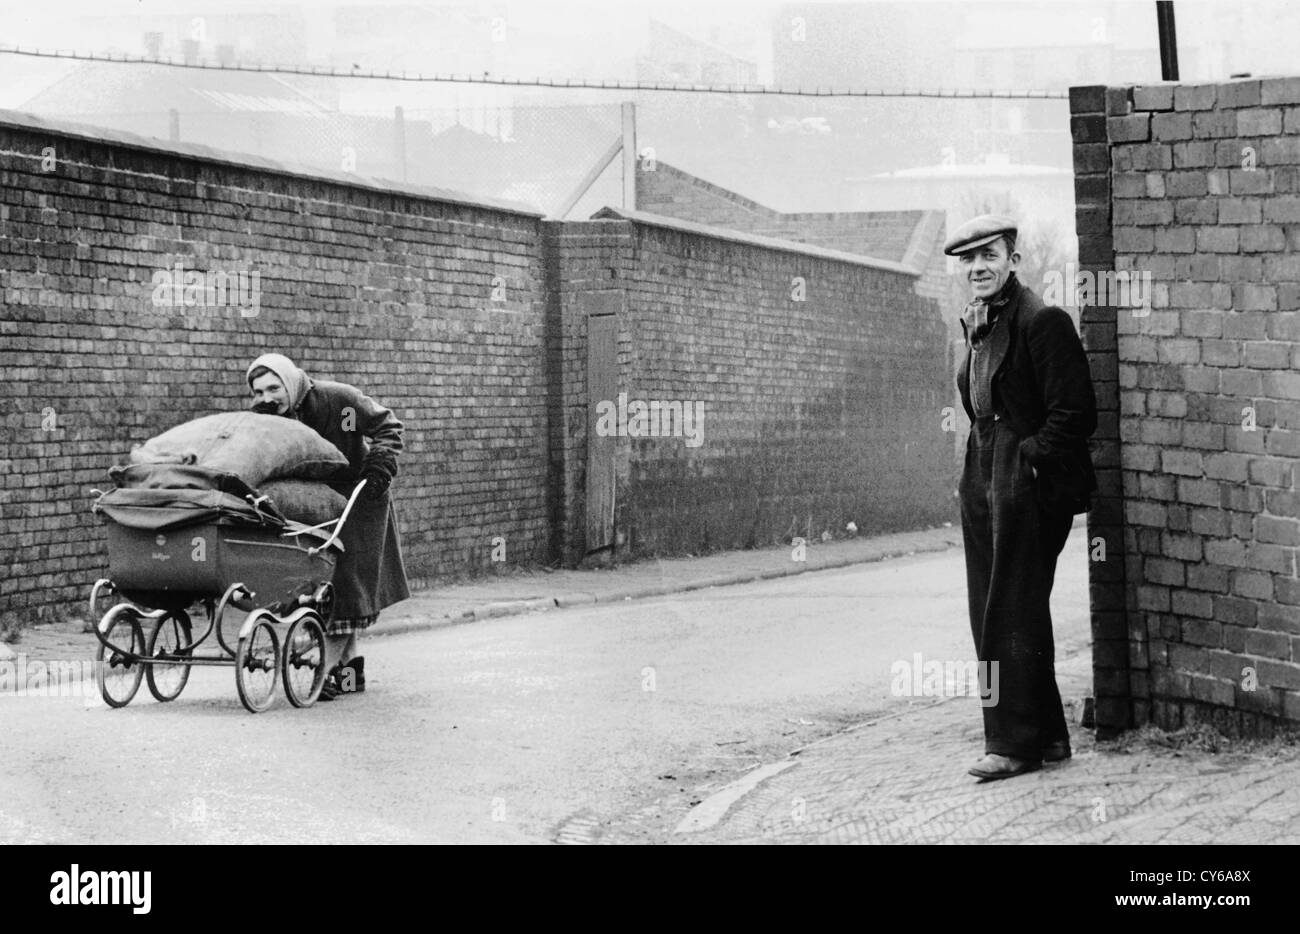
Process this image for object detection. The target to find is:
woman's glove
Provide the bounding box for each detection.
[359,449,397,502]
[360,470,391,501]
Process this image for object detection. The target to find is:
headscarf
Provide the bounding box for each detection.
[246,353,313,413]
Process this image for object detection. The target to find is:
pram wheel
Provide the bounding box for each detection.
[146,610,193,703]
[235,613,280,713]
[282,612,327,708]
[96,607,145,708]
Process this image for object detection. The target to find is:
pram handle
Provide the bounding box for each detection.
[307,479,367,556]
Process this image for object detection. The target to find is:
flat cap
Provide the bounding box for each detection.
[943,214,1018,256]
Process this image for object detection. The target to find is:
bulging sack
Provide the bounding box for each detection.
[129,412,349,487]
[258,480,347,526]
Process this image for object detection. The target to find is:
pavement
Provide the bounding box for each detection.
[8,517,1300,845]
[664,647,1300,844]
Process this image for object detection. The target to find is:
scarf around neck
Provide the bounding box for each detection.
[962,273,1019,344]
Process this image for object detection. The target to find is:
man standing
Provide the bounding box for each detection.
[948,215,1097,781]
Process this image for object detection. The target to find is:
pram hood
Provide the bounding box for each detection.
[94,463,288,532]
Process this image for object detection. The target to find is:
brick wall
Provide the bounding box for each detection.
[540,219,637,565]
[1071,78,1300,736]
[569,208,953,562]
[0,112,553,623]
[638,159,960,474]
[0,111,957,625]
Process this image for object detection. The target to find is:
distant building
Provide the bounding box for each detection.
[847,152,1075,247]
[636,159,947,303]
[847,151,1077,340]
[950,5,1172,90]
[770,1,1169,178]
[775,0,1164,93]
[18,61,432,185]
[636,19,759,86]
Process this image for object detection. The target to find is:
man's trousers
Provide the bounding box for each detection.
[959,414,1075,759]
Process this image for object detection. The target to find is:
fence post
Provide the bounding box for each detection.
[621,101,636,209]
[394,105,407,182]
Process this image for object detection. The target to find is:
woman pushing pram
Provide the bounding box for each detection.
[245,353,410,700]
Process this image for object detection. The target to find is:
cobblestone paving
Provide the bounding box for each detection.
[666,652,1300,845]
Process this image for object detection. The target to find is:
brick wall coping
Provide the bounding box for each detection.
[901,210,947,271]
[845,163,1069,181]
[591,206,922,276]
[0,107,544,218]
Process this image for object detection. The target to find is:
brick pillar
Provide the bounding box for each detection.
[1070,84,1135,738]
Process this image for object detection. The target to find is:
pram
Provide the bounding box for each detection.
[88,463,366,713]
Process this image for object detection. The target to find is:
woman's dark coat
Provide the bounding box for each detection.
[295,379,410,619]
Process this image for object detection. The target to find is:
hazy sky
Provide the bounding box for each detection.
[0,0,1294,88]
[0,0,1293,226]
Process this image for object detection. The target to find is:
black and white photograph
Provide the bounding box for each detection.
[0,0,1293,888]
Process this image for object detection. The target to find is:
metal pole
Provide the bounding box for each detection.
[553,138,623,220]
[1156,1,1179,81]
[621,101,636,209]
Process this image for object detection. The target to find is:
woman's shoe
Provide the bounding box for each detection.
[317,664,344,701]
[968,753,1042,781]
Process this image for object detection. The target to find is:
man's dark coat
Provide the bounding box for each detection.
[957,276,1098,516]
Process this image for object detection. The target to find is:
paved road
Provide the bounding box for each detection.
[0,533,1088,844]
